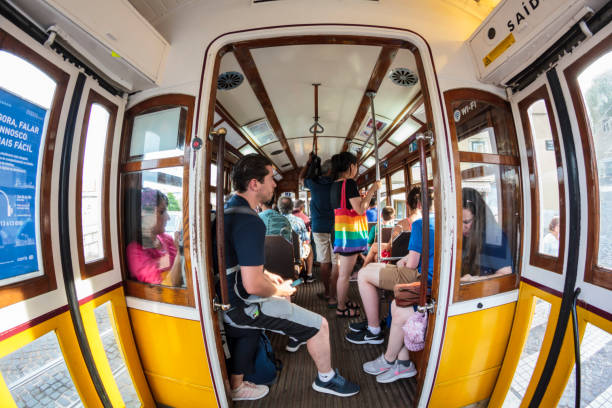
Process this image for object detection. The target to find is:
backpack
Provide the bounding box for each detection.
[244,332,283,385]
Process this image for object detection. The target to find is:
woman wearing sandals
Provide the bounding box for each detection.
[330,152,380,318]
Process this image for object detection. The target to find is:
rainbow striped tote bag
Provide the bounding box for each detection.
[333,179,368,253]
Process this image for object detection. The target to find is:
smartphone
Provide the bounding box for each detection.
[291,278,303,287]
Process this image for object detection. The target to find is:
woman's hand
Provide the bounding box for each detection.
[370,180,381,193]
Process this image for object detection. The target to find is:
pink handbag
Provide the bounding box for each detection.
[402,311,428,351]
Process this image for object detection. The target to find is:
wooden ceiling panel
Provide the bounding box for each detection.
[250,44,381,141]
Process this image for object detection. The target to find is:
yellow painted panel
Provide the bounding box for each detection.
[80,287,156,407]
[0,312,103,408]
[128,308,216,406]
[436,302,516,384]
[489,283,563,407]
[430,366,500,408]
[145,371,218,408]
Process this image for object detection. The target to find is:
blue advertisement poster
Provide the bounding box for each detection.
[0,88,46,283]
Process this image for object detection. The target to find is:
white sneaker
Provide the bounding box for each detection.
[376,360,417,383]
[363,353,393,375]
[231,381,269,401]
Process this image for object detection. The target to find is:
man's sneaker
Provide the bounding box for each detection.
[286,338,306,352]
[312,369,359,397]
[231,381,269,401]
[363,353,394,375]
[345,328,384,344]
[376,360,417,383]
[348,319,386,332]
[304,274,316,283]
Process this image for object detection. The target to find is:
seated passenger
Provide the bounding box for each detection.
[541,216,560,257]
[346,209,435,344]
[460,187,512,282]
[366,197,378,222]
[279,196,314,282]
[258,196,292,242]
[293,199,311,232]
[126,188,183,287]
[362,299,418,383]
[390,186,423,239]
[362,206,396,267]
[217,154,359,400]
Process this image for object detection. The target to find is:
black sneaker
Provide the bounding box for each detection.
[348,320,368,332]
[345,328,384,345]
[286,338,306,352]
[312,369,359,397]
[304,275,316,283]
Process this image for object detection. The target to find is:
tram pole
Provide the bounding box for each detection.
[365,91,382,262]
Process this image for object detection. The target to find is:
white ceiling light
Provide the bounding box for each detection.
[363,156,376,168]
[389,118,421,145]
[239,144,257,156]
[243,118,276,146]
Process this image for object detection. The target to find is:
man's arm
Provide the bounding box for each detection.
[241,265,295,297]
[298,152,314,183]
[397,251,421,269]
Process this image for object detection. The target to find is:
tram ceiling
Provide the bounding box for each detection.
[214,39,424,177]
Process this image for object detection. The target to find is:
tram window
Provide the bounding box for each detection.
[410,158,433,183]
[452,97,519,157]
[459,163,520,283]
[123,168,185,288]
[128,107,186,161]
[76,92,117,278]
[0,32,69,307]
[0,331,85,407]
[211,162,217,187]
[566,42,612,290]
[120,94,194,306]
[446,88,522,301]
[390,169,407,220]
[519,87,565,273]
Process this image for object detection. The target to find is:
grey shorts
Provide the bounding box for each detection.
[313,232,338,264]
[223,297,323,342]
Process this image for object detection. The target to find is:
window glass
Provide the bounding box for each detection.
[558,322,612,407]
[410,158,433,184]
[459,163,520,283]
[239,144,257,156]
[0,331,84,407]
[526,99,561,257]
[123,167,185,287]
[577,51,612,269]
[94,302,140,407]
[81,104,110,263]
[390,169,405,191]
[452,99,518,156]
[210,163,217,187]
[503,298,552,407]
[0,53,55,287]
[129,107,185,160]
[380,177,387,198]
[390,192,406,220]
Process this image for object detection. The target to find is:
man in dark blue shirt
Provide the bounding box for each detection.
[220,154,359,400]
[300,155,338,306]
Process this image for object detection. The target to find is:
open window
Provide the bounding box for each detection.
[119,94,195,306]
[0,30,69,307]
[519,86,565,273]
[445,88,522,301]
[76,91,118,279]
[565,36,612,290]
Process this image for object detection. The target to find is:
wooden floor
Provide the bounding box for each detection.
[238,276,417,407]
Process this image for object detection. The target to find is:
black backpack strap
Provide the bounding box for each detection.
[224,206,259,217]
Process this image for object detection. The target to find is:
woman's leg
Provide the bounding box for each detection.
[337,253,358,312]
[384,300,415,362]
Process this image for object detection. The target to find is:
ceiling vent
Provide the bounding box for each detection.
[271,149,284,155]
[217,71,244,90]
[389,68,418,87]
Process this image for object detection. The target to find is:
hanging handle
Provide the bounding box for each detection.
[212,128,230,311]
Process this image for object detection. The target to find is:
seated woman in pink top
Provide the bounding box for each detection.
[126,188,183,286]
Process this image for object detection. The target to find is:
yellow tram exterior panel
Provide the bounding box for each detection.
[0,311,103,408]
[429,302,515,407]
[128,308,217,408]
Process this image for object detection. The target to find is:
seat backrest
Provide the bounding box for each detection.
[291,230,300,263]
[391,231,411,257]
[381,227,393,243]
[264,235,294,279]
[367,222,376,233]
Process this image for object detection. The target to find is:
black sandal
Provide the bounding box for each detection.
[336,307,360,318]
[345,300,360,310]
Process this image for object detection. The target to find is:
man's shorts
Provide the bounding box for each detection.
[313,232,338,264]
[223,297,323,343]
[377,264,420,290]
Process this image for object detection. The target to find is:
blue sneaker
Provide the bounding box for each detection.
[312,369,359,397]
